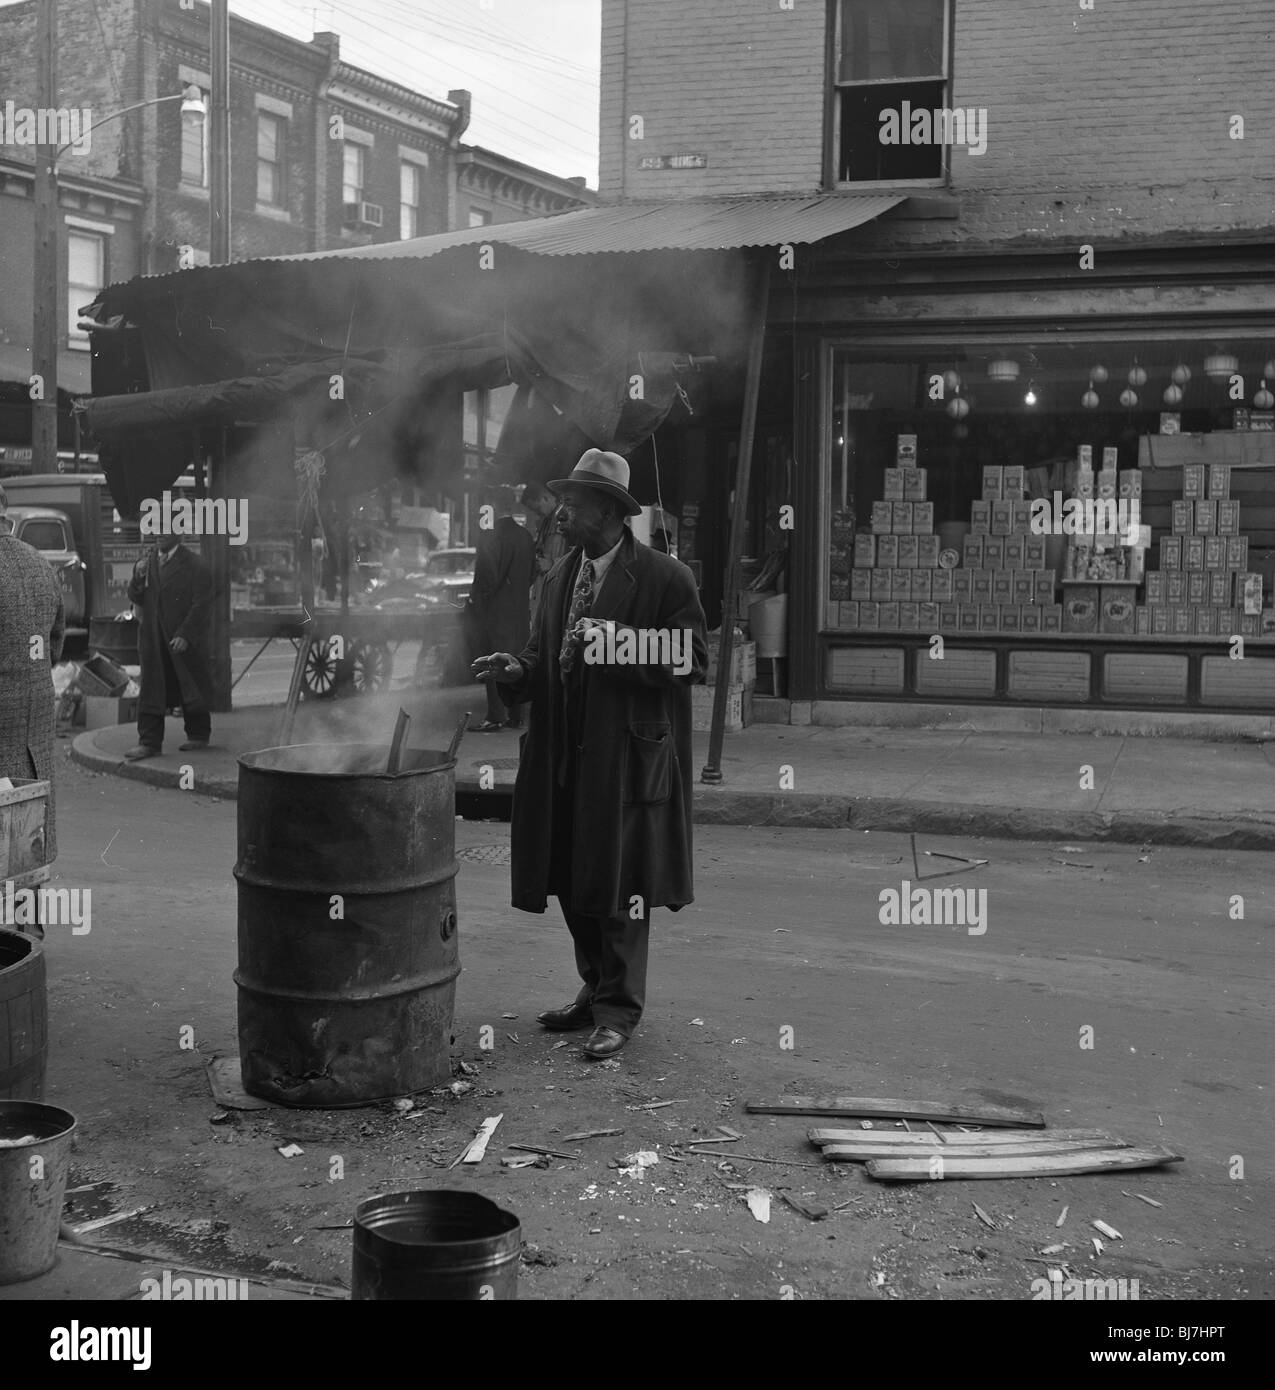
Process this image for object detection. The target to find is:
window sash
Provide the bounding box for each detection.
[181,106,207,185]
[836,0,948,85]
[67,232,105,340]
[343,144,364,205]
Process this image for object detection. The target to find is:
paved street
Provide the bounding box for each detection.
[12,749,1271,1301]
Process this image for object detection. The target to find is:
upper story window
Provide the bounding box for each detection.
[833,0,951,185]
[400,160,422,239]
[257,112,287,207]
[468,207,492,228]
[67,230,105,346]
[181,90,207,186]
[342,143,366,205]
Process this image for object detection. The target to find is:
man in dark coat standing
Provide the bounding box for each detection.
[473,450,707,1059]
[468,495,536,732]
[0,484,65,890]
[124,536,215,760]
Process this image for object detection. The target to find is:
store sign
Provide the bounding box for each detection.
[637,153,707,170]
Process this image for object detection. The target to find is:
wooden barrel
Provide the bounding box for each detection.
[0,929,47,1101]
[233,742,461,1107]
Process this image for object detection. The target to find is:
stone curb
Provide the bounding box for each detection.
[71,732,1275,850]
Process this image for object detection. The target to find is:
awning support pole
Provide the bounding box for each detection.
[701,254,769,785]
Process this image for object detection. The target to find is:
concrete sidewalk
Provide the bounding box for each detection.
[67,680,1275,848]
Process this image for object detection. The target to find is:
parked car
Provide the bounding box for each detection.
[1,504,88,630]
[372,547,476,611]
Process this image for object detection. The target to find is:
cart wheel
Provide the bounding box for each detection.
[301,636,341,700]
[349,639,392,696]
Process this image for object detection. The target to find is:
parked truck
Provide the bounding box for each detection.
[1,473,146,651]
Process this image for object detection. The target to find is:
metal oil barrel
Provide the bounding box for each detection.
[234,742,460,1106]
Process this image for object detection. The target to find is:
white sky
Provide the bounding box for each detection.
[233,0,601,185]
[0,0,602,186]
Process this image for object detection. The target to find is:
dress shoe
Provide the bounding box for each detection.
[179,740,209,751]
[124,745,161,761]
[536,1001,594,1031]
[582,1026,628,1060]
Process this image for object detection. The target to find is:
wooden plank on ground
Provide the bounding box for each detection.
[865,1146,1184,1182]
[747,1097,1045,1128]
[809,1126,1113,1148]
[822,1137,1127,1162]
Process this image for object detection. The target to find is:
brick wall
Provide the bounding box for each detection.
[601,0,1275,243]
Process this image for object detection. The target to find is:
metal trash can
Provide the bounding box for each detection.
[0,1100,77,1284]
[234,742,461,1107]
[352,1190,520,1300]
[0,928,47,1101]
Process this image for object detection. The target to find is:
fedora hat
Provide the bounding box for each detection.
[548,449,642,516]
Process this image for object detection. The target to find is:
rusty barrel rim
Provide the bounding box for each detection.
[238,742,459,778]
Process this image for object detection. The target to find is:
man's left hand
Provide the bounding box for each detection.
[169,636,188,654]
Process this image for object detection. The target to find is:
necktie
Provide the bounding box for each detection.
[559,558,595,680]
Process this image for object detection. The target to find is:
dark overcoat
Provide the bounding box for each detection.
[127,544,215,717]
[470,516,536,656]
[0,535,65,858]
[500,529,707,918]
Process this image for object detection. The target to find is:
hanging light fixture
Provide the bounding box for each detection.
[1171,363,1192,386]
[945,395,971,419]
[1090,364,1109,384]
[1127,363,1147,387]
[1024,382,1038,406]
[1119,387,1139,408]
[1264,358,1275,380]
[1256,379,1275,410]
[1082,386,1100,409]
[943,369,962,394]
[987,357,1020,382]
[1205,349,1239,380]
[1163,383,1184,406]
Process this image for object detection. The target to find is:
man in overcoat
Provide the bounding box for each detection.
[124,535,215,760]
[0,485,65,889]
[521,481,566,621]
[468,495,536,732]
[473,450,707,1059]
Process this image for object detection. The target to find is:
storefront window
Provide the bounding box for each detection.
[826,336,1275,643]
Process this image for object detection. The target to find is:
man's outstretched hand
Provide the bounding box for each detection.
[471,652,522,683]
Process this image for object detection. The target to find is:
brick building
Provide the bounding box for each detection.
[598,0,1275,723]
[0,0,592,452]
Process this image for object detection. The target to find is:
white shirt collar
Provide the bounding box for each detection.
[577,531,625,588]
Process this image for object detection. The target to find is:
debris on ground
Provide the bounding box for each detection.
[459,1114,503,1165]
[744,1188,771,1222]
[1127,1191,1164,1208]
[1092,1219,1123,1240]
[748,1095,1045,1127]
[448,1080,473,1097]
[972,1202,998,1230]
[1057,1205,1069,1227]
[780,1192,827,1220]
[619,1150,660,1179]
[392,1098,414,1113]
[458,1061,481,1077]
[276,1143,304,1158]
[562,1128,624,1142]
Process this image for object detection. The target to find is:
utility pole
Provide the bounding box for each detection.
[210,0,231,265]
[32,0,59,474]
[205,0,233,710]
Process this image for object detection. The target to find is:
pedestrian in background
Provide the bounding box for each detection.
[473,450,707,1060]
[0,483,65,935]
[522,481,566,620]
[124,535,215,760]
[468,492,536,732]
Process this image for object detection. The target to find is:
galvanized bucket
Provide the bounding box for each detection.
[234,742,461,1107]
[352,1190,521,1300]
[0,1100,77,1284]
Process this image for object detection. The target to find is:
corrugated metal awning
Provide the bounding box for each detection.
[285,192,907,261]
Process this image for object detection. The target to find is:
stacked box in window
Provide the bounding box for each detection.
[878,535,899,568]
[919,601,940,631]
[918,535,940,568]
[1001,605,1021,632]
[1217,500,1241,536]
[932,569,953,602]
[912,571,932,601]
[1013,571,1035,606]
[1021,606,1041,633]
[1209,571,1231,607]
[1208,464,1231,499]
[912,502,933,534]
[1135,606,1151,635]
[1194,500,1217,535]
[879,602,900,629]
[871,501,894,534]
[1004,535,1025,569]
[1239,573,1264,615]
[883,468,905,500]
[963,534,985,569]
[982,466,1003,500]
[892,501,913,533]
[890,569,911,601]
[870,569,890,601]
[1159,536,1182,570]
[984,537,1004,570]
[853,533,876,568]
[903,469,927,502]
[970,500,991,534]
[1204,536,1226,570]
[991,500,1014,536]
[859,601,879,631]
[939,602,959,629]
[1182,465,1205,499]
[851,570,872,602]
[959,605,979,631]
[1034,570,1055,604]
[1145,572,1165,605]
[840,602,860,629]
[1003,465,1025,500]
[1226,536,1248,569]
